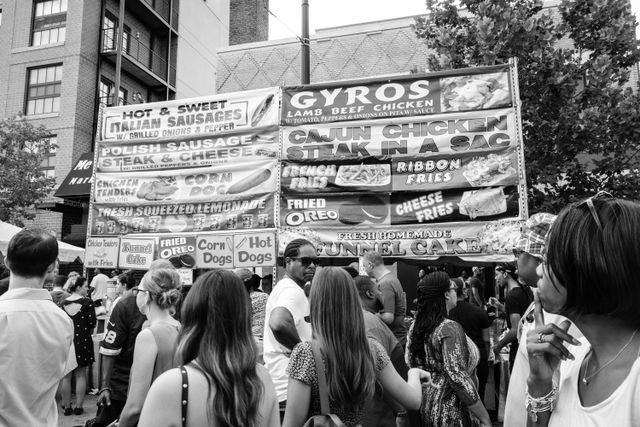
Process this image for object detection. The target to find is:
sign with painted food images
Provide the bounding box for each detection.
[93,160,277,204]
[96,129,278,172]
[84,237,120,268]
[158,236,197,268]
[281,160,392,193]
[90,194,275,235]
[101,87,279,142]
[281,194,390,228]
[390,186,520,225]
[282,109,517,161]
[118,238,156,269]
[282,65,512,125]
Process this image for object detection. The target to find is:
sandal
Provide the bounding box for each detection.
[63,406,73,416]
[74,407,84,415]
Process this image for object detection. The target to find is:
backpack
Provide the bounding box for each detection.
[303,342,346,427]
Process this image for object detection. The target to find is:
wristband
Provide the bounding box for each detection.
[98,387,112,394]
[525,385,557,422]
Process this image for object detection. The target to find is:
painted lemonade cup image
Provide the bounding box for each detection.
[241,214,253,228]
[106,220,116,234]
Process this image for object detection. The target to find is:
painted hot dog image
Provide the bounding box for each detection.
[227,168,272,194]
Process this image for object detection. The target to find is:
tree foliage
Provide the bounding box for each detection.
[414,0,640,213]
[0,115,57,226]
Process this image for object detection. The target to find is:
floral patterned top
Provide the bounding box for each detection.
[287,338,390,427]
[250,291,269,339]
[405,318,480,427]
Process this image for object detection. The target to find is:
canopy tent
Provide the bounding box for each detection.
[0,220,85,263]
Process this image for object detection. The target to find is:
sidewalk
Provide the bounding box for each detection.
[57,393,98,427]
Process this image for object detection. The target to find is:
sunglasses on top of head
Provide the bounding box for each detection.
[291,256,319,267]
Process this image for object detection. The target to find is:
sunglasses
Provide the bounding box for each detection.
[131,286,148,296]
[512,248,524,258]
[291,256,319,267]
[576,191,613,231]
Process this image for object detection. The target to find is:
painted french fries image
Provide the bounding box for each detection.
[227,168,272,194]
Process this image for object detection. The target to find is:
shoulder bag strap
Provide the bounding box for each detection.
[310,341,330,415]
[180,365,189,427]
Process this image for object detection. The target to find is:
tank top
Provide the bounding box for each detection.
[149,321,180,383]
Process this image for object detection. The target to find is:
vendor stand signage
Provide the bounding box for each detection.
[282,65,512,125]
[118,238,156,269]
[84,237,120,268]
[278,61,528,258]
[195,231,276,268]
[101,87,279,142]
[158,236,197,269]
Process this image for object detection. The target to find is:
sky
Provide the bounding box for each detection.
[268,0,640,41]
[268,0,427,40]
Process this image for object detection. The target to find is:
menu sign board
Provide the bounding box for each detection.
[278,63,527,257]
[118,238,156,269]
[84,238,120,268]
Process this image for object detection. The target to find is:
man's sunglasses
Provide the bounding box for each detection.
[291,256,319,267]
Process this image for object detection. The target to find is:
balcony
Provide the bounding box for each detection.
[127,0,179,32]
[101,28,176,90]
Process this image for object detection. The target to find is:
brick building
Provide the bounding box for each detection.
[0,0,269,249]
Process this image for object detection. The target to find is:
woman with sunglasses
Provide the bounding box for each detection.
[525,195,640,426]
[139,269,279,427]
[117,268,182,427]
[406,271,492,427]
[283,267,430,427]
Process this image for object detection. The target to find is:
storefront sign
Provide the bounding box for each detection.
[93,160,278,204]
[118,238,156,269]
[196,234,234,268]
[84,237,120,268]
[96,129,278,172]
[101,87,279,142]
[280,220,523,258]
[158,236,197,269]
[282,109,517,161]
[233,231,276,268]
[282,65,511,125]
[91,194,275,235]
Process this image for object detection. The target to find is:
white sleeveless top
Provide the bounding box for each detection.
[549,336,640,427]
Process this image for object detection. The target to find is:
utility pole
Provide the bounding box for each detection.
[301,0,310,84]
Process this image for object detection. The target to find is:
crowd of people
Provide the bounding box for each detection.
[1,193,639,426]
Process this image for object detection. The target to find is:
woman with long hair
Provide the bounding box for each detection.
[118,268,182,427]
[525,195,640,426]
[406,271,491,427]
[283,267,430,427]
[60,276,96,415]
[138,269,279,427]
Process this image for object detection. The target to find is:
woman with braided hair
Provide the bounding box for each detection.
[406,271,491,427]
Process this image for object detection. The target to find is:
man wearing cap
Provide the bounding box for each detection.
[493,263,532,371]
[503,213,582,426]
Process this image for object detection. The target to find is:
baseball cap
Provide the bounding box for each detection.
[514,212,557,260]
[234,268,252,282]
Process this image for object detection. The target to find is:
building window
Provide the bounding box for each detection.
[26,64,62,115]
[31,0,68,46]
[40,136,57,178]
[99,77,127,106]
[103,11,130,54]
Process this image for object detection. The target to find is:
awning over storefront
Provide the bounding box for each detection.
[54,152,94,198]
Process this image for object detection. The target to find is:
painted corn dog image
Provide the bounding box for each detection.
[227,168,272,194]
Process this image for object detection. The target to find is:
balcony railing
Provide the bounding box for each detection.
[98,95,130,107]
[102,27,169,82]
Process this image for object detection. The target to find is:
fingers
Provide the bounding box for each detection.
[533,290,544,327]
[539,323,581,346]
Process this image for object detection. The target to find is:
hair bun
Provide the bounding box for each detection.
[158,288,182,309]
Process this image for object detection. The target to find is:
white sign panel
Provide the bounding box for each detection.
[233,231,276,268]
[118,238,156,269]
[195,234,234,269]
[85,238,120,269]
